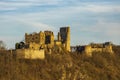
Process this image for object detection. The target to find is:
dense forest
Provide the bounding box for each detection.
[0,46,120,80]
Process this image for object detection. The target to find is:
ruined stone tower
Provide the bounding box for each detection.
[60,27,70,51]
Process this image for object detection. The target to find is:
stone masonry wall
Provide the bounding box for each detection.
[16,49,45,59]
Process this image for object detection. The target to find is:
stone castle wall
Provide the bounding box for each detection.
[84,44,113,56]
[16,49,45,59]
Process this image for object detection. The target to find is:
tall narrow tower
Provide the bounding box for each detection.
[60,27,70,51]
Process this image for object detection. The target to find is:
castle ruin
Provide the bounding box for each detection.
[15,26,114,59]
[24,27,70,51]
[75,42,114,56]
[15,27,70,59]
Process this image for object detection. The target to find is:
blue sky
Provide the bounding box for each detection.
[0,0,120,48]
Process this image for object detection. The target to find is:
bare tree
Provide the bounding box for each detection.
[0,40,6,50]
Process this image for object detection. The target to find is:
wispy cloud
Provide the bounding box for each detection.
[0,0,62,11]
[0,0,120,15]
[0,15,55,32]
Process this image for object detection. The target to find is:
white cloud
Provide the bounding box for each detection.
[0,0,62,11]
[0,0,120,14]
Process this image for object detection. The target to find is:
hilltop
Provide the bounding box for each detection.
[0,46,120,80]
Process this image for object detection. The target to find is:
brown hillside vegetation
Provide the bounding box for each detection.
[0,46,120,80]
